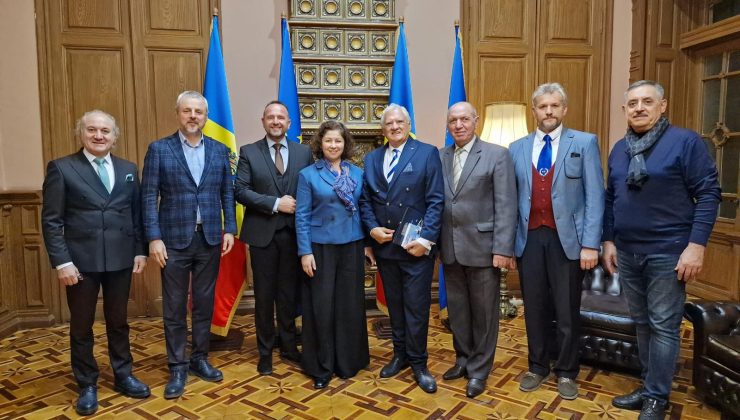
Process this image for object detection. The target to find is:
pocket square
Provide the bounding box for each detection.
[402,163,413,173]
[125,174,134,182]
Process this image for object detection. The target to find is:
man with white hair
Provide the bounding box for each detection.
[42,110,150,415]
[359,104,444,393]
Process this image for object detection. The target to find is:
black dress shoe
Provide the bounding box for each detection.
[379,356,409,378]
[75,385,98,416]
[114,375,151,398]
[466,378,486,398]
[164,369,188,399]
[280,351,301,364]
[442,364,467,380]
[189,358,223,382]
[412,367,437,393]
[313,377,331,389]
[612,387,645,410]
[639,397,667,420]
[258,355,273,375]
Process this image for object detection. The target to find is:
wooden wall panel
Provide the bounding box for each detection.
[148,0,201,33]
[64,0,122,31]
[149,51,203,140]
[546,0,591,43]
[543,57,591,131]
[479,0,530,40]
[479,56,531,102]
[0,193,55,337]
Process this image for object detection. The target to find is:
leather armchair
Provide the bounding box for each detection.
[578,266,641,372]
[684,300,740,418]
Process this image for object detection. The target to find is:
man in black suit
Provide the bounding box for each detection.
[235,101,313,375]
[42,110,150,416]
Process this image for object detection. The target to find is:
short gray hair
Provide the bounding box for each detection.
[381,103,411,125]
[75,110,120,140]
[176,90,209,114]
[532,83,568,106]
[625,80,665,100]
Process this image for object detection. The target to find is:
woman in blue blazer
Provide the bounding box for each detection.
[295,121,371,389]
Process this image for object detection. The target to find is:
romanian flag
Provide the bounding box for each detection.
[376,21,416,316]
[278,17,302,143]
[439,22,467,319]
[203,15,247,336]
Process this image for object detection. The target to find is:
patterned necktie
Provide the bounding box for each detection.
[536,134,552,176]
[273,143,284,175]
[452,147,465,189]
[386,148,399,181]
[93,158,111,192]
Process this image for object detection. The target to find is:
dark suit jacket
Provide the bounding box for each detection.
[42,150,145,272]
[359,138,444,260]
[439,137,517,267]
[234,137,313,247]
[141,132,237,250]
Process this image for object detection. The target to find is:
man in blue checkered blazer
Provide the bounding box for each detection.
[141,91,237,399]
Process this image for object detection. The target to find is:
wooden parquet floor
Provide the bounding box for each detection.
[0,308,720,419]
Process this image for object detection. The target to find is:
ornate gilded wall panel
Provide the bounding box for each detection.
[290,0,397,139]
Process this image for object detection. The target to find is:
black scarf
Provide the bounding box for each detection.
[624,116,669,189]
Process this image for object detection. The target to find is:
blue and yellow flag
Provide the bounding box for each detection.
[439,23,467,320]
[388,21,416,137]
[203,15,247,337]
[278,17,302,143]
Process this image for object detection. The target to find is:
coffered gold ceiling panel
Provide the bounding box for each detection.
[290,0,397,135]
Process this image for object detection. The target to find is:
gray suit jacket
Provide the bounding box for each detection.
[509,128,605,260]
[439,137,518,267]
[234,137,313,247]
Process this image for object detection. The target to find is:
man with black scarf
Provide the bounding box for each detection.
[602,80,721,420]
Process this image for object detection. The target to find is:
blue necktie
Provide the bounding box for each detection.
[536,134,552,176]
[93,158,111,192]
[386,148,399,181]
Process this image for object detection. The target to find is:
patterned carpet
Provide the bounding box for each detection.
[0,308,720,419]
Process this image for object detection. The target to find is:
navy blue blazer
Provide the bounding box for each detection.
[295,160,364,256]
[359,138,444,260]
[141,132,237,250]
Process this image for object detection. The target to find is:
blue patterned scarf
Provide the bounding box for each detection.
[325,159,357,213]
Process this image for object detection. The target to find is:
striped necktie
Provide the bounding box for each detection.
[386,148,399,181]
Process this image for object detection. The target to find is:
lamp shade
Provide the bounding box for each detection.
[479,102,528,148]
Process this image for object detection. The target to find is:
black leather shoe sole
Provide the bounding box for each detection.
[75,404,98,416]
[164,388,184,399]
[612,396,644,410]
[114,384,151,398]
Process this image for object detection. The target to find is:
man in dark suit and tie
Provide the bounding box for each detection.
[234,101,312,375]
[359,104,444,393]
[141,91,237,399]
[42,110,150,415]
[509,83,604,400]
[438,102,518,398]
